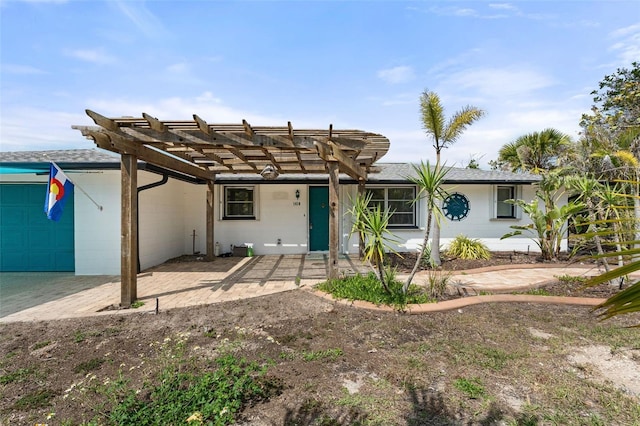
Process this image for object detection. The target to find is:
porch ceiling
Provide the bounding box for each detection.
[73,110,390,182]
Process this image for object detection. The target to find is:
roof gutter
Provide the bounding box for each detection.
[136,173,170,273]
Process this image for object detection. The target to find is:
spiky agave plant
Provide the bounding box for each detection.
[346,193,400,294]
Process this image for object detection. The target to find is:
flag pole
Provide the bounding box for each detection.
[50,161,103,211]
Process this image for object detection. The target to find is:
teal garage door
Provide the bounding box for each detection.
[0,184,74,271]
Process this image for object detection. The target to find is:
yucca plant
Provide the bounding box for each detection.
[346,193,400,294]
[446,235,491,260]
[403,161,450,292]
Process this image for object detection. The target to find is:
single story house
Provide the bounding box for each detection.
[0,149,557,276]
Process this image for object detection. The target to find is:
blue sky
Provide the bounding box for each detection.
[1,1,638,168]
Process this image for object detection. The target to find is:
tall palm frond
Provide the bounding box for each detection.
[578,180,640,325]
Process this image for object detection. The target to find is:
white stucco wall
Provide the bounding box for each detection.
[138,173,192,270]
[72,170,121,275]
[213,184,309,255]
[182,184,207,256]
[342,183,569,254]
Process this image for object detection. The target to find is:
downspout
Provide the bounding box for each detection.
[137,174,169,272]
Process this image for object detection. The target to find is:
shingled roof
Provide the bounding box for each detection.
[0,149,119,164]
[213,162,542,184]
[1,150,541,184]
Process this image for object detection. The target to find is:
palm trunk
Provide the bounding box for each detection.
[430,222,442,266]
[588,199,611,275]
[431,152,442,266]
[375,256,391,294]
[403,209,433,293]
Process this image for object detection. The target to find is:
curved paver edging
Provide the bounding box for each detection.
[439,262,595,274]
[310,290,606,314]
[449,277,571,293]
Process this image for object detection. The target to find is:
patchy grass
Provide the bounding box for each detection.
[302,348,343,362]
[73,357,105,374]
[0,367,35,384]
[454,377,486,399]
[555,274,588,284]
[521,287,551,296]
[13,389,55,410]
[31,340,51,350]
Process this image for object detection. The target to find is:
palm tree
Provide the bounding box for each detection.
[403,161,450,291]
[420,90,485,265]
[574,126,640,324]
[497,128,574,173]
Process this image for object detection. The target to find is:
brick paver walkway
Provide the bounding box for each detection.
[0,254,369,323]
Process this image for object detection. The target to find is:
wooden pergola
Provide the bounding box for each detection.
[74,110,390,307]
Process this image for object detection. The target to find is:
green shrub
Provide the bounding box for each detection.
[446,235,491,260]
[317,272,431,309]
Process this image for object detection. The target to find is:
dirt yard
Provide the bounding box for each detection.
[1,253,639,425]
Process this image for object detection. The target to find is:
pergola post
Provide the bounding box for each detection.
[357,181,366,259]
[121,154,138,307]
[206,178,215,261]
[328,161,340,279]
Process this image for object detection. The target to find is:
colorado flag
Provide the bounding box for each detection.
[45,163,74,221]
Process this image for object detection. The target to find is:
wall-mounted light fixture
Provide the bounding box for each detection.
[260,164,279,180]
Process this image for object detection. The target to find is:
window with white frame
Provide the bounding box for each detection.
[224,186,256,219]
[494,185,520,219]
[366,186,416,227]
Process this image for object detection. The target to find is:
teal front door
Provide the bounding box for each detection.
[309,186,329,251]
[0,184,75,271]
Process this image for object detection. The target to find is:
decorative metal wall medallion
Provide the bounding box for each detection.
[443,193,470,221]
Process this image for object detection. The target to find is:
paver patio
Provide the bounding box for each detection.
[0,254,369,323]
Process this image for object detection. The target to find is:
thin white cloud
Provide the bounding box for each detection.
[112,0,166,38]
[610,22,640,38]
[84,93,287,126]
[489,3,517,11]
[166,62,189,74]
[377,66,415,84]
[366,93,416,107]
[429,5,508,20]
[430,3,555,21]
[0,94,289,152]
[64,48,116,65]
[440,66,555,98]
[609,23,640,65]
[0,108,89,152]
[1,64,47,75]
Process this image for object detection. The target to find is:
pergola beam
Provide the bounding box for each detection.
[78,128,217,181]
[314,140,367,181]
